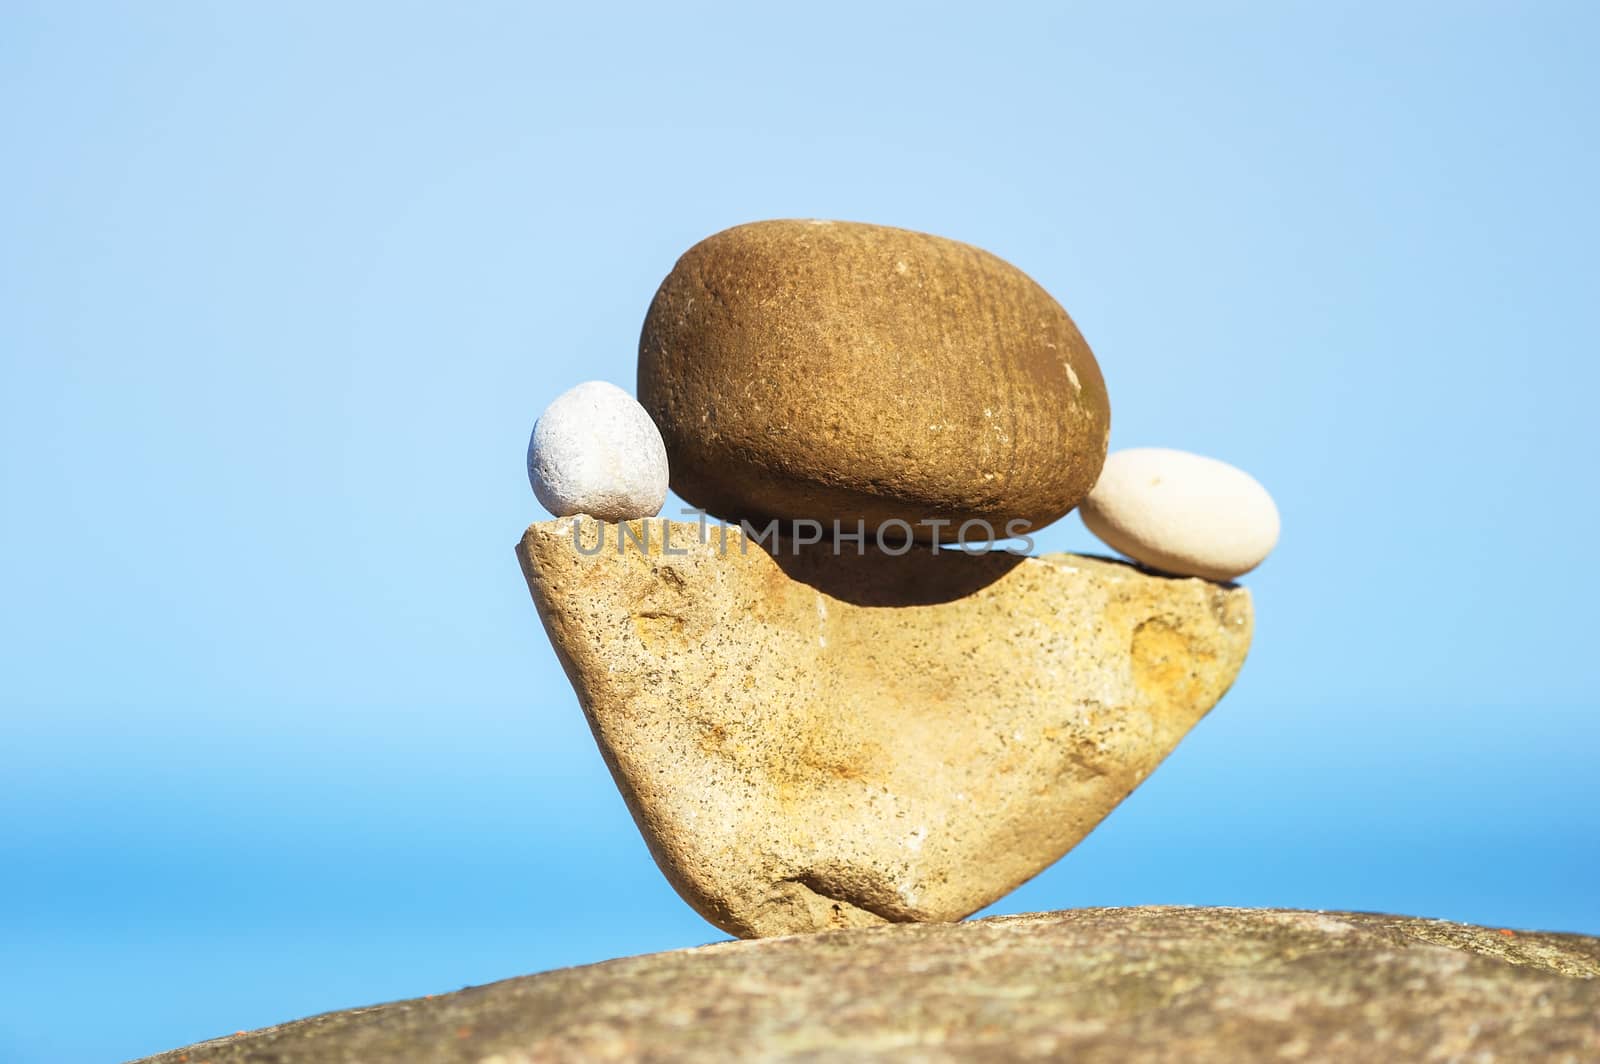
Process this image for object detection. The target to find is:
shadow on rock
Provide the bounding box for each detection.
[764,536,1027,606]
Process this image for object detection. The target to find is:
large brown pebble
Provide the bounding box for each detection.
[638,219,1110,539]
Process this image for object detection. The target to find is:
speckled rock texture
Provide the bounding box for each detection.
[637,219,1111,539]
[137,907,1600,1064]
[515,518,1252,938]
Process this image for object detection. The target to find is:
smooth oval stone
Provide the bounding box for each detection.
[1079,448,1279,581]
[638,219,1110,538]
[528,381,669,522]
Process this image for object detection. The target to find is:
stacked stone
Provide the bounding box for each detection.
[520,220,1280,938]
[530,218,1277,578]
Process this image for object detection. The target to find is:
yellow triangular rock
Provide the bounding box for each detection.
[517,518,1252,938]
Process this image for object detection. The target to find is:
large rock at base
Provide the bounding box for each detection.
[137,908,1600,1063]
[637,219,1111,538]
[515,518,1251,938]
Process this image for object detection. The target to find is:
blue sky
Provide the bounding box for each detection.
[3,4,1597,1061]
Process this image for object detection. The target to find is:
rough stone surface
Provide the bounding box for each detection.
[1081,447,1281,581]
[637,219,1111,538]
[515,518,1251,938]
[527,380,669,522]
[137,907,1600,1064]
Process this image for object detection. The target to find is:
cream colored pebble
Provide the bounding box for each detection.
[1079,448,1279,582]
[527,381,669,522]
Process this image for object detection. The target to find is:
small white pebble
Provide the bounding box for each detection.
[1079,448,1279,582]
[527,381,669,521]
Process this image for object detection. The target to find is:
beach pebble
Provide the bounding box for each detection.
[1079,448,1279,581]
[638,219,1109,539]
[528,381,669,521]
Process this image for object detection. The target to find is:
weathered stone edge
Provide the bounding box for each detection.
[133,907,1600,1063]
